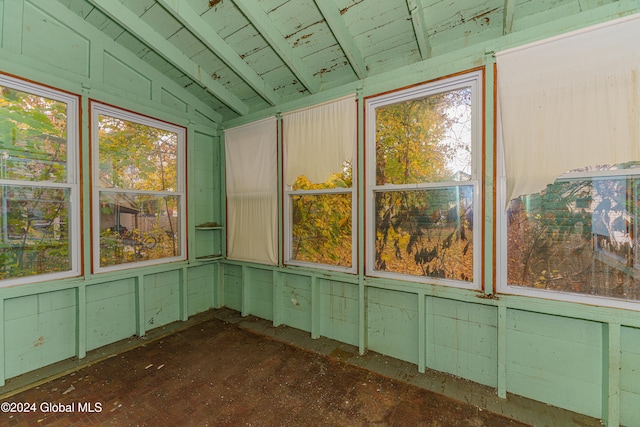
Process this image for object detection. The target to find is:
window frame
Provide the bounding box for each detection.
[283,109,357,274]
[497,149,640,310]
[365,70,483,289]
[90,102,186,273]
[284,181,357,274]
[0,74,81,287]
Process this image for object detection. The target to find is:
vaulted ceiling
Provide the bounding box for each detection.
[56,0,617,123]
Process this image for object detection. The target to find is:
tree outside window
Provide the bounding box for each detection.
[289,162,353,268]
[366,71,481,287]
[92,103,185,271]
[0,76,79,284]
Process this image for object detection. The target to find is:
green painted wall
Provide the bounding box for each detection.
[2,2,640,427]
[4,290,76,379]
[318,280,359,347]
[427,298,498,388]
[85,279,137,351]
[216,3,640,427]
[0,0,222,391]
[621,326,640,426]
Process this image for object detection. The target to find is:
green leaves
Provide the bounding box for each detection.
[0,87,68,183]
[291,192,352,268]
[375,88,472,186]
[98,115,178,191]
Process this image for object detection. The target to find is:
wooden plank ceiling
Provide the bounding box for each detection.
[56,0,612,123]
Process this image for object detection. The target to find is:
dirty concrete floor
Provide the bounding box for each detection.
[3,310,529,426]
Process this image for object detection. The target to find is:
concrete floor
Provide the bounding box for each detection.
[1,308,601,426]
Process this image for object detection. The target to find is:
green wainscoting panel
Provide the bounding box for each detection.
[23,1,90,78]
[103,51,152,100]
[187,264,216,317]
[85,279,137,351]
[426,297,498,387]
[223,264,243,311]
[280,273,312,333]
[143,271,181,329]
[367,288,419,364]
[620,326,640,427]
[247,267,274,321]
[4,290,76,378]
[506,310,603,419]
[319,279,359,346]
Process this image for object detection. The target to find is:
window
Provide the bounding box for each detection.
[224,118,278,265]
[496,16,640,307]
[0,74,80,285]
[283,96,356,271]
[91,103,185,272]
[502,165,640,305]
[366,71,482,287]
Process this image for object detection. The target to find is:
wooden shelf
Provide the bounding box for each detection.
[195,254,223,261]
[194,222,224,261]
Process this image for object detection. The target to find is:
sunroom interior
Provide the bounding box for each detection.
[1,0,640,425]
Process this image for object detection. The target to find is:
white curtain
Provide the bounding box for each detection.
[283,95,356,185]
[224,117,278,265]
[496,14,640,203]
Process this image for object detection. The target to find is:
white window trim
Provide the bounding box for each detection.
[91,102,186,273]
[497,158,640,312]
[0,74,80,287]
[365,71,483,290]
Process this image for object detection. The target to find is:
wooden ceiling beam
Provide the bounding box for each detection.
[232,0,320,94]
[407,0,431,60]
[88,0,249,115]
[157,0,281,106]
[503,0,516,35]
[313,0,367,79]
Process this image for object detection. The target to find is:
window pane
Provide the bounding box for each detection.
[98,115,178,191]
[291,193,352,268]
[98,192,181,267]
[507,175,640,300]
[0,185,71,279]
[374,186,473,281]
[375,88,471,186]
[0,85,68,182]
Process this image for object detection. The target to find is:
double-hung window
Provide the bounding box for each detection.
[283,96,357,272]
[496,15,640,308]
[0,74,80,285]
[91,103,185,272]
[366,71,482,288]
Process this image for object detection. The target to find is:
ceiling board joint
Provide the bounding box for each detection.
[503,0,516,35]
[312,0,367,80]
[232,0,320,94]
[87,0,249,115]
[156,0,280,106]
[407,0,431,60]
